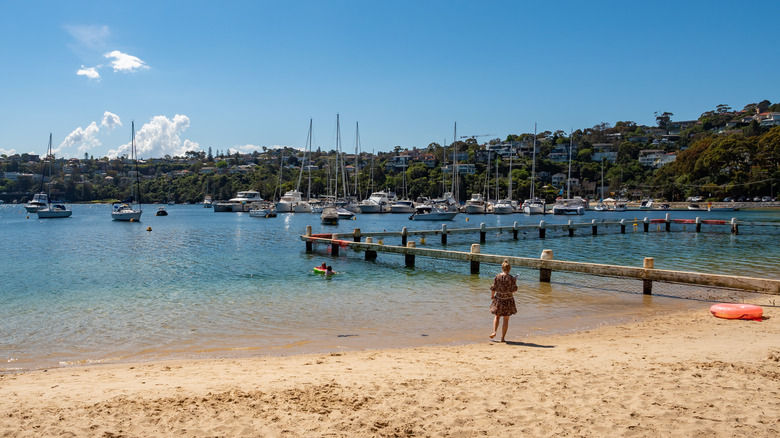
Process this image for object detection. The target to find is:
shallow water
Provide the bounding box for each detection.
[1,204,778,371]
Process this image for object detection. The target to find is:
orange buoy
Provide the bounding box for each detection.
[710,303,763,321]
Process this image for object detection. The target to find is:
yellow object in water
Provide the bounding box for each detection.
[147,227,152,231]
[420,237,426,244]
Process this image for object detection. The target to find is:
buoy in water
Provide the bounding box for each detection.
[465,218,469,221]
[147,226,152,231]
[420,237,426,244]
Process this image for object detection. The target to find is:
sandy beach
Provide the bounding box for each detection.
[1,301,778,437]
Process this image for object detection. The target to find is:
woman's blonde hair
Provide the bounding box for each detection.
[501,259,511,273]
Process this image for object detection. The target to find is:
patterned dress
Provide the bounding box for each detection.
[490,272,518,316]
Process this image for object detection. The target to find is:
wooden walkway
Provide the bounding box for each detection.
[300,219,780,296]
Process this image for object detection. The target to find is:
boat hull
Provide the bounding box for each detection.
[37,209,72,219]
[410,212,458,221]
[112,211,142,221]
[492,205,515,214]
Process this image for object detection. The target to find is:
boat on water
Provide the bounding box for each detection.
[358,191,393,213]
[409,203,458,221]
[203,195,213,208]
[593,200,608,211]
[492,199,516,214]
[522,198,546,215]
[464,193,487,214]
[155,206,168,216]
[688,203,703,211]
[552,197,587,215]
[25,193,48,213]
[249,201,277,218]
[36,133,74,219]
[390,199,416,214]
[612,202,628,212]
[214,190,263,212]
[639,199,654,210]
[112,122,142,221]
[320,205,339,224]
[336,207,355,219]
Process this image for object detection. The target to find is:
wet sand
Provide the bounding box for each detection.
[1,303,778,437]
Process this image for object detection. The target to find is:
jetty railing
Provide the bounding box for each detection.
[300,224,780,296]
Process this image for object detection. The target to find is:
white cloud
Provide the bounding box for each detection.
[108,115,198,159]
[101,111,122,130]
[0,148,17,156]
[104,50,149,73]
[64,25,110,50]
[58,122,101,154]
[77,65,101,80]
[226,144,269,155]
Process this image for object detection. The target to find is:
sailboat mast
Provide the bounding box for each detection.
[567,129,573,199]
[307,119,312,201]
[451,122,457,198]
[508,145,513,200]
[530,123,537,199]
[354,122,360,198]
[46,133,52,205]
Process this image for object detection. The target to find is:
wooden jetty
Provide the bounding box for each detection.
[300,218,780,296]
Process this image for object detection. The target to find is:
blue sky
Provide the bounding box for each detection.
[1,0,778,159]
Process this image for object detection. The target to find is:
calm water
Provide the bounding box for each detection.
[2,204,778,371]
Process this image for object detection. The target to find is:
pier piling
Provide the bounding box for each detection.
[731,217,739,234]
[441,224,448,245]
[480,223,486,243]
[695,218,701,233]
[353,228,362,242]
[643,217,649,233]
[539,220,546,239]
[620,219,626,234]
[305,226,313,252]
[643,257,655,295]
[364,237,377,260]
[513,222,519,239]
[592,219,598,236]
[405,241,416,267]
[665,213,671,232]
[401,227,408,247]
[540,249,553,282]
[568,220,575,237]
[470,244,481,274]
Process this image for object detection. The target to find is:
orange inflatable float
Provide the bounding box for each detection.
[710,303,763,321]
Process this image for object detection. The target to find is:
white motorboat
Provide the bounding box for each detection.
[249,202,277,218]
[612,202,628,212]
[321,205,339,224]
[522,198,545,215]
[552,197,587,215]
[492,199,516,214]
[112,122,142,221]
[464,193,487,214]
[203,195,213,208]
[639,199,654,210]
[25,192,48,213]
[336,207,355,219]
[593,201,607,211]
[358,191,392,213]
[155,206,168,216]
[276,190,307,213]
[227,190,263,212]
[409,204,458,221]
[390,199,416,213]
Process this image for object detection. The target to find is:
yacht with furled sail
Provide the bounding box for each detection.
[523,124,545,215]
[492,146,516,214]
[36,133,72,219]
[112,122,143,221]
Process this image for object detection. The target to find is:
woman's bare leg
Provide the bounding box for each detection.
[500,316,509,342]
[490,315,499,339]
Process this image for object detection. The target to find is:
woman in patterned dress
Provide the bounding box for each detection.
[489,259,518,342]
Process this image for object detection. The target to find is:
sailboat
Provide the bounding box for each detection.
[37,133,73,219]
[551,132,586,215]
[523,124,545,215]
[493,148,516,214]
[112,121,143,221]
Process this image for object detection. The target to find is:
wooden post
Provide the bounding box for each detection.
[441,224,448,245]
[364,237,377,260]
[480,223,486,243]
[695,217,701,233]
[470,244,481,274]
[643,217,649,233]
[305,226,313,252]
[591,219,598,235]
[643,257,654,295]
[731,217,739,234]
[620,219,626,234]
[405,241,416,267]
[401,227,408,247]
[331,241,340,256]
[353,228,362,242]
[665,213,671,232]
[513,221,519,240]
[539,220,546,239]
[540,249,553,282]
[568,220,574,237]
